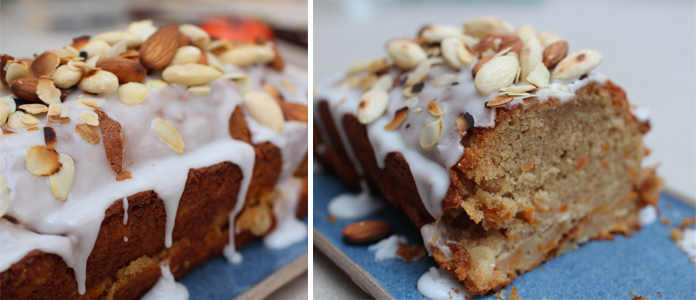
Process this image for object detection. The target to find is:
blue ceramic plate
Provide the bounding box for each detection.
[178,218,307,300]
[314,172,696,299]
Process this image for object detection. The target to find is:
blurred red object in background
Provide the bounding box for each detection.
[199,15,274,43]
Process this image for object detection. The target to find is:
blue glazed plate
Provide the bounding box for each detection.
[314,172,696,299]
[178,218,308,300]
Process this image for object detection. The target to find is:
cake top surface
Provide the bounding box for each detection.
[313,16,642,218]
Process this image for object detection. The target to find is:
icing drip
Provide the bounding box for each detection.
[122,197,128,225]
[417,267,471,300]
[638,205,657,227]
[420,221,454,260]
[368,234,406,261]
[328,181,383,219]
[263,177,308,249]
[141,263,189,300]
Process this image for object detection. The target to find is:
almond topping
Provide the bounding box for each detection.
[118,82,149,106]
[456,112,474,135]
[146,79,168,88]
[76,124,101,144]
[78,70,119,94]
[218,44,276,66]
[501,84,536,93]
[357,89,389,124]
[95,110,124,173]
[383,107,408,131]
[43,127,57,150]
[152,118,185,153]
[140,24,180,69]
[127,19,157,41]
[486,95,513,108]
[526,63,550,88]
[81,98,101,108]
[169,45,202,66]
[0,102,9,127]
[472,54,494,77]
[551,49,602,81]
[19,103,48,114]
[442,37,473,70]
[7,111,32,129]
[20,114,39,125]
[91,31,143,48]
[179,24,211,48]
[520,35,543,83]
[428,100,444,116]
[78,111,99,126]
[116,171,133,181]
[96,57,147,84]
[474,55,519,95]
[49,154,74,201]
[52,65,83,88]
[372,74,394,92]
[243,91,286,133]
[387,40,427,70]
[0,175,8,217]
[277,101,308,123]
[420,25,465,44]
[537,32,563,48]
[406,58,431,86]
[25,145,62,176]
[542,40,569,69]
[162,63,222,86]
[31,51,61,77]
[0,96,16,113]
[463,16,514,39]
[36,77,62,104]
[281,79,296,94]
[431,74,458,87]
[263,83,282,99]
[5,61,32,84]
[420,119,443,149]
[81,40,111,59]
[515,24,536,42]
[188,85,211,96]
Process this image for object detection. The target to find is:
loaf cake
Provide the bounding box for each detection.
[314,16,662,295]
[0,20,308,299]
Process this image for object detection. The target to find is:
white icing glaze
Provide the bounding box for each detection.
[638,205,657,227]
[122,197,128,225]
[677,228,696,264]
[263,177,308,249]
[0,219,72,272]
[0,64,307,294]
[420,221,454,260]
[417,267,471,300]
[631,106,650,123]
[328,181,384,219]
[141,263,189,300]
[368,234,406,261]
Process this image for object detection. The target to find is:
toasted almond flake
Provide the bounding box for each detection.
[406,59,431,85]
[263,83,282,99]
[49,153,74,201]
[179,24,211,48]
[26,126,39,131]
[428,100,444,116]
[551,50,603,81]
[25,145,62,176]
[0,102,9,127]
[79,111,99,126]
[152,118,185,153]
[116,171,132,181]
[346,59,371,76]
[127,19,157,41]
[383,107,408,131]
[404,96,419,108]
[0,174,8,217]
[31,51,61,77]
[7,111,32,129]
[427,57,445,66]
[420,119,443,149]
[456,112,475,135]
[17,103,47,115]
[357,89,389,124]
[107,39,128,58]
[463,16,514,39]
[0,96,16,113]
[162,63,222,86]
[188,85,211,96]
[48,115,70,124]
[474,55,519,95]
[537,32,563,48]
[85,54,100,67]
[76,123,100,144]
[514,66,522,84]
[5,61,32,84]
[527,62,550,88]
[431,74,458,87]
[412,107,423,113]
[486,95,513,108]
[20,114,39,125]
[368,58,393,73]
[118,82,149,106]
[35,77,62,104]
[81,98,104,108]
[44,127,57,150]
[47,103,61,117]
[387,40,427,70]
[501,92,531,97]
[360,74,377,91]
[146,79,168,88]
[243,91,286,133]
[281,79,296,94]
[372,74,394,91]
[501,84,536,93]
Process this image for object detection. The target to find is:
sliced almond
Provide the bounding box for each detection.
[31,51,61,77]
[107,39,128,58]
[48,115,71,124]
[0,96,16,113]
[5,61,32,84]
[76,123,100,144]
[515,24,536,42]
[146,79,168,88]
[47,103,61,117]
[542,40,569,69]
[25,145,62,176]
[0,102,9,127]
[81,98,102,108]
[78,70,119,94]
[404,96,419,108]
[537,32,563,48]
[116,171,132,181]
[431,74,458,87]
[0,174,8,217]
[486,95,513,108]
[427,100,443,116]
[36,77,62,104]
[456,112,474,135]
[44,127,57,150]
[406,59,430,85]
[441,37,473,70]
[179,24,211,48]
[118,82,149,106]
[387,40,427,70]
[162,63,222,86]
[91,31,143,48]
[152,118,185,153]
[20,114,39,125]
[463,16,514,39]
[372,74,394,92]
[52,65,83,88]
[383,107,408,131]
[7,111,32,129]
[501,84,536,93]
[218,45,275,66]
[520,36,543,83]
[474,55,519,95]
[243,91,285,133]
[526,62,550,88]
[81,40,111,59]
[19,103,48,114]
[49,154,74,201]
[357,89,389,124]
[551,50,603,81]
[420,119,443,149]
[127,19,157,41]
[169,45,202,66]
[188,85,211,96]
[79,111,99,126]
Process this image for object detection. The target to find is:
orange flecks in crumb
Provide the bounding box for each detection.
[590,205,607,215]
[660,217,671,225]
[601,140,610,152]
[27,126,40,131]
[584,196,592,203]
[516,207,535,223]
[514,248,523,255]
[521,162,534,173]
[628,168,639,179]
[328,216,337,223]
[559,204,569,213]
[600,160,609,168]
[669,228,683,241]
[597,231,615,241]
[574,156,587,171]
[615,192,638,208]
[481,205,513,222]
[623,149,630,159]
[509,259,523,265]
[680,216,696,229]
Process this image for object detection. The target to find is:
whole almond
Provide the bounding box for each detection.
[139,24,180,69]
[162,63,222,86]
[520,35,543,83]
[472,35,501,56]
[96,57,147,83]
[472,54,494,77]
[342,220,393,244]
[542,40,569,69]
[499,35,521,50]
[52,65,83,88]
[78,70,119,94]
[387,39,427,70]
[474,55,519,95]
[10,78,41,103]
[551,49,603,81]
[515,24,536,42]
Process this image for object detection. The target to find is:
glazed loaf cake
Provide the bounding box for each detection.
[0,20,308,299]
[314,17,661,295]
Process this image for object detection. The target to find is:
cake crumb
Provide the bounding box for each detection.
[670,228,683,241]
[508,286,523,300]
[658,292,662,296]
[680,216,696,229]
[328,216,337,223]
[396,242,426,262]
[660,217,671,225]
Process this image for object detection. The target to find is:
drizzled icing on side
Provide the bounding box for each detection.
[263,177,308,249]
[0,65,307,294]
